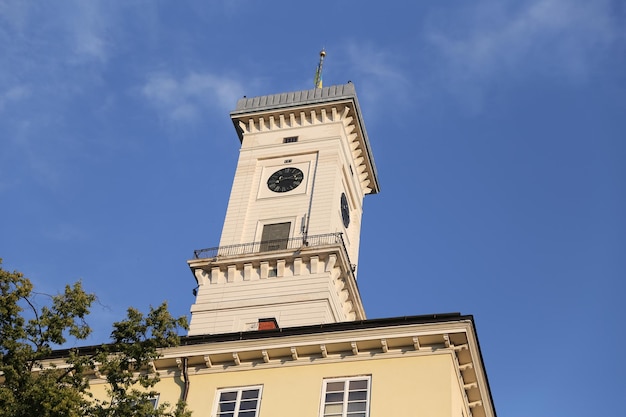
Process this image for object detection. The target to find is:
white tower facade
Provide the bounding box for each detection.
[188,83,379,335]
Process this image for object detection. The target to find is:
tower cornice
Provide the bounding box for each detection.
[188,237,366,329]
[230,83,380,195]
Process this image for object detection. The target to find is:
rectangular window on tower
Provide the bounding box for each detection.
[213,386,262,417]
[319,376,371,417]
[259,222,291,252]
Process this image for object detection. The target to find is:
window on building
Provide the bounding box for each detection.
[148,396,159,409]
[214,386,262,417]
[320,376,371,417]
[260,222,290,252]
[146,395,159,417]
[283,136,298,143]
[124,395,158,416]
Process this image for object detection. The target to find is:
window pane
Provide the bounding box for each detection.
[325,392,344,403]
[348,391,367,401]
[239,412,257,417]
[218,402,236,412]
[217,413,234,417]
[241,389,260,400]
[347,401,367,412]
[349,380,368,390]
[324,403,344,414]
[347,413,366,417]
[260,222,290,251]
[239,400,258,411]
[220,392,238,402]
[326,382,345,392]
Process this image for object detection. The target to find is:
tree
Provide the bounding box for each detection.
[0,259,191,417]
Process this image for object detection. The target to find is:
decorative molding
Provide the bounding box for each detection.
[469,401,483,409]
[459,363,473,371]
[413,336,421,350]
[188,245,366,334]
[453,343,469,352]
[380,339,388,353]
[233,103,375,195]
[464,382,478,390]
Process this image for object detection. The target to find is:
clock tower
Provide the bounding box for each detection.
[187,82,379,335]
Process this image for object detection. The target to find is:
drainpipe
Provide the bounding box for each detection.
[303,152,320,243]
[182,357,189,402]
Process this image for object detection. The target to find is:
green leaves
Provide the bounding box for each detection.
[0,260,191,417]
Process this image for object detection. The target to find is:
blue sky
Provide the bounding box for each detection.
[1,1,625,416]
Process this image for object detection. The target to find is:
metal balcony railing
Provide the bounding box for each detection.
[193,232,347,260]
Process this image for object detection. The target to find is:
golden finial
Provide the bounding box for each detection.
[314,49,326,89]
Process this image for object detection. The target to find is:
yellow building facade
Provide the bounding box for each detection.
[86,315,494,417]
[87,82,496,417]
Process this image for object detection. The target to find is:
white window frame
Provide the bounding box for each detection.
[212,385,263,417]
[319,376,371,417]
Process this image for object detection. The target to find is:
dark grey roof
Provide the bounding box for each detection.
[231,83,359,115]
[181,312,469,344]
[47,313,468,358]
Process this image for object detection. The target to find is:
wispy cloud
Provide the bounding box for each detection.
[424,0,622,109]
[141,72,245,122]
[68,2,109,63]
[344,42,408,84]
[0,1,119,191]
[337,41,410,117]
[0,1,111,67]
[0,85,31,111]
